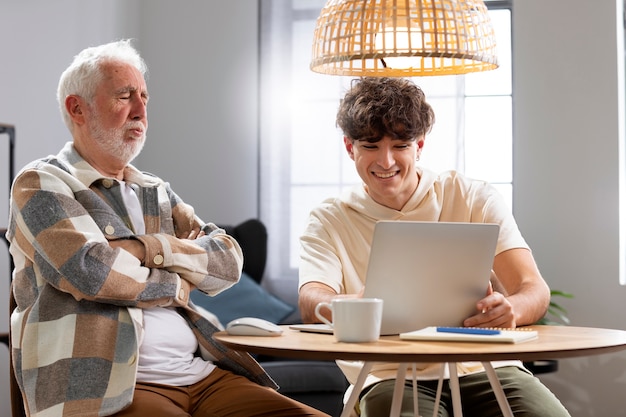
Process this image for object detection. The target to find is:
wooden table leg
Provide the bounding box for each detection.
[410,363,419,417]
[447,363,464,417]
[389,363,408,417]
[341,362,374,417]
[482,362,514,417]
[432,363,446,417]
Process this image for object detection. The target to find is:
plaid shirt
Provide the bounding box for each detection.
[7,142,276,417]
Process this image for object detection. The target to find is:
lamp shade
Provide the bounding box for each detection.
[310,0,499,76]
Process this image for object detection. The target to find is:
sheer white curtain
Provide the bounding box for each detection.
[259,1,343,289]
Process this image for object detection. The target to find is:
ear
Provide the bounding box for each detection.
[416,136,425,159]
[65,95,85,125]
[343,136,355,161]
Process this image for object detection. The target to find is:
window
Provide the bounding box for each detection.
[259,0,512,281]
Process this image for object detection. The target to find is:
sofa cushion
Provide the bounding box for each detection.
[220,219,267,284]
[261,360,348,416]
[190,272,295,326]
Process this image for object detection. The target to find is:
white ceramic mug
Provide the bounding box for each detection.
[314,298,383,343]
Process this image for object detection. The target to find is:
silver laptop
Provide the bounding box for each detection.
[292,221,499,335]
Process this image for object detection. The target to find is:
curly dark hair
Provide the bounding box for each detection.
[336,77,435,142]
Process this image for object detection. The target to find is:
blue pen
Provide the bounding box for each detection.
[436,327,501,335]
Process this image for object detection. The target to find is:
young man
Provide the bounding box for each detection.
[298,77,570,416]
[7,39,328,417]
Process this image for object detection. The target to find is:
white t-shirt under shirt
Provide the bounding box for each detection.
[137,307,216,385]
[120,180,215,386]
[299,168,529,387]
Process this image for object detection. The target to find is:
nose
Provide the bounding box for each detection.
[377,146,395,169]
[130,95,147,121]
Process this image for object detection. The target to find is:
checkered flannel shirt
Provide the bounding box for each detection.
[7,142,275,417]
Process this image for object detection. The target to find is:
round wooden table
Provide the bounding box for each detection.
[214,325,626,417]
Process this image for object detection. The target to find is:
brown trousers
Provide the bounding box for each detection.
[113,367,329,417]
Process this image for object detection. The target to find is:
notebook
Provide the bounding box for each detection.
[399,326,538,344]
[292,221,499,336]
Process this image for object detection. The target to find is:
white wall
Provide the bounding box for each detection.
[513,1,626,416]
[0,0,625,416]
[135,2,260,223]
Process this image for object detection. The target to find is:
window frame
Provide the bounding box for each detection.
[259,0,513,282]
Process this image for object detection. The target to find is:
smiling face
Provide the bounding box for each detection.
[67,61,149,179]
[335,78,435,209]
[345,135,424,210]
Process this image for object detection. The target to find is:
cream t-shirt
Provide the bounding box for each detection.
[299,168,529,387]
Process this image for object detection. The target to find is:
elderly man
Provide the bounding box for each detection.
[7,39,327,417]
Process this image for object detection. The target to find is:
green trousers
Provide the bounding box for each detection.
[359,366,571,417]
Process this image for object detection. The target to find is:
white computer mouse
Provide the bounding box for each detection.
[226,317,284,337]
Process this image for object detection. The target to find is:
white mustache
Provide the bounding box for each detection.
[126,122,146,133]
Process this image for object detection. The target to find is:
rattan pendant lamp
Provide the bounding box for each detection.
[310,0,499,76]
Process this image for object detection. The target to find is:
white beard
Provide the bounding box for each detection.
[88,118,146,165]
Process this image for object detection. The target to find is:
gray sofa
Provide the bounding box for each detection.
[191,219,349,416]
